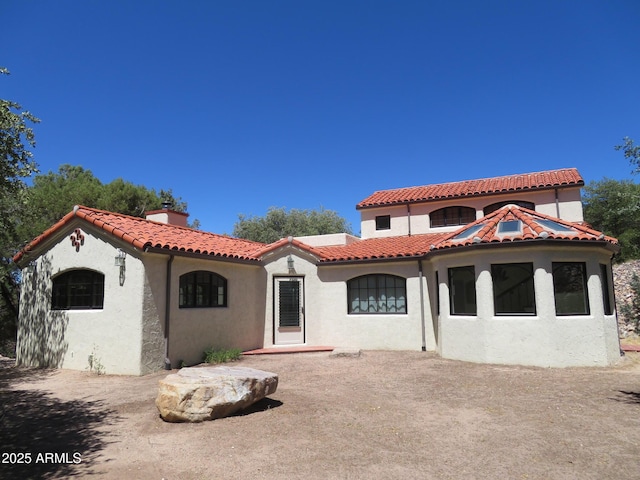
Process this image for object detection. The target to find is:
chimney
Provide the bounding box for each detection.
[145,203,189,227]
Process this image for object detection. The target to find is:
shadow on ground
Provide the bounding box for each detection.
[0,358,121,479]
[233,397,283,417]
[613,390,640,405]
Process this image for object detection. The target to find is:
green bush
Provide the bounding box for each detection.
[203,347,242,364]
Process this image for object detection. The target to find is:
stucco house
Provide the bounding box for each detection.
[13,168,622,374]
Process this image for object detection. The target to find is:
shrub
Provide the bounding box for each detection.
[203,347,242,364]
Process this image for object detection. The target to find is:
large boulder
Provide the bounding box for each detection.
[156,365,278,422]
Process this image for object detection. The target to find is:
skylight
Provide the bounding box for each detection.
[498,220,521,234]
[536,219,574,232]
[452,224,484,240]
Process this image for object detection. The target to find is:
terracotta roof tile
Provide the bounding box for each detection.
[14,206,267,264]
[315,233,451,263]
[433,204,619,251]
[357,168,584,209]
[14,202,618,266]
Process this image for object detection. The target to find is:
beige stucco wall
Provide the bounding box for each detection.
[360,187,584,239]
[432,244,620,367]
[165,256,265,367]
[16,222,147,375]
[262,249,435,351]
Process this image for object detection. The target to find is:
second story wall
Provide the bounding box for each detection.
[360,187,584,239]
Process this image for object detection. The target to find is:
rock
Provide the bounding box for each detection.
[156,365,278,422]
[330,348,362,358]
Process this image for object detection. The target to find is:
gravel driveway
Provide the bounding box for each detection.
[1,351,640,479]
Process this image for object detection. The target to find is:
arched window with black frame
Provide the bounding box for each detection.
[483,200,535,216]
[52,269,105,310]
[179,271,227,308]
[430,206,476,228]
[347,274,407,314]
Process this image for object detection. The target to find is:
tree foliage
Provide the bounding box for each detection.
[233,206,352,244]
[0,68,39,199]
[20,164,193,241]
[0,68,40,350]
[583,179,640,262]
[615,136,640,175]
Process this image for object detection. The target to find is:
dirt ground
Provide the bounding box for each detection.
[1,351,640,480]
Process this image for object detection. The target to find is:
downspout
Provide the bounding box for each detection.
[554,188,560,217]
[418,259,427,351]
[164,255,174,369]
[407,204,412,236]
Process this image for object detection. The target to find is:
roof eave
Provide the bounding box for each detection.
[427,238,620,257]
[356,183,585,210]
[143,246,263,265]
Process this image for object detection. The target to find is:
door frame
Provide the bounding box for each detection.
[273,275,305,345]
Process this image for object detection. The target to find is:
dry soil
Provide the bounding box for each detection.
[1,351,640,480]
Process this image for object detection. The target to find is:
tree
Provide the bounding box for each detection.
[615,136,640,175]
[20,164,195,241]
[583,178,640,262]
[233,206,352,244]
[0,68,40,353]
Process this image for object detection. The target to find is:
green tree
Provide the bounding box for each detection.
[615,136,640,175]
[233,206,352,244]
[0,68,40,353]
[20,164,195,241]
[582,178,640,262]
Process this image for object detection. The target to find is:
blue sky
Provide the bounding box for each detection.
[2,0,639,235]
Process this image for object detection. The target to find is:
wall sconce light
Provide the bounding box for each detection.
[287,254,295,273]
[114,248,127,267]
[115,248,127,286]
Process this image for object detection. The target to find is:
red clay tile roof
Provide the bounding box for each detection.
[14,203,617,266]
[357,168,584,209]
[432,204,619,251]
[314,233,452,263]
[13,206,267,264]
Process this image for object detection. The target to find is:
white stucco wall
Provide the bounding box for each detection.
[165,257,265,367]
[261,249,435,351]
[432,244,620,367]
[16,222,147,375]
[360,187,584,239]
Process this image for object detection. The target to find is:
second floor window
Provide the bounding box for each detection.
[430,207,475,228]
[484,200,535,215]
[375,215,391,230]
[179,271,227,308]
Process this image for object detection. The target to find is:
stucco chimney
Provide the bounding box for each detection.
[145,205,189,227]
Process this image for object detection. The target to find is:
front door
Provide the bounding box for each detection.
[274,277,305,345]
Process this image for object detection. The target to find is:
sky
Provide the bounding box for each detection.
[2,0,639,235]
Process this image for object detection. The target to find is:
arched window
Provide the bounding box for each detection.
[52,269,104,310]
[484,200,534,215]
[347,274,406,314]
[430,206,475,228]
[179,271,227,308]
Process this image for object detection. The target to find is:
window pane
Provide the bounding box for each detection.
[491,263,536,315]
[448,266,476,315]
[431,207,475,228]
[347,274,407,314]
[52,270,104,310]
[375,215,391,230]
[279,280,300,327]
[179,271,226,308]
[553,263,589,315]
[600,264,613,316]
